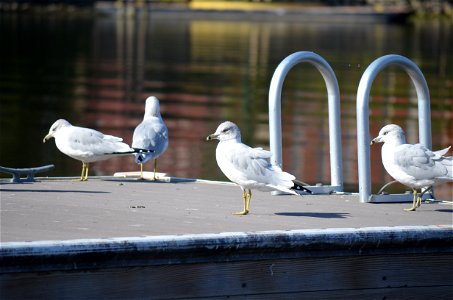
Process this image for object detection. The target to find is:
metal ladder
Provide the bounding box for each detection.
[268,51,343,194]
[356,54,432,203]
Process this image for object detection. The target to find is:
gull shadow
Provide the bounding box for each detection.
[275,212,350,219]
[0,189,109,194]
[103,178,155,183]
[435,209,453,213]
[102,177,198,184]
[102,178,176,184]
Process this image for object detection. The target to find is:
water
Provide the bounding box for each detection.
[0,11,452,199]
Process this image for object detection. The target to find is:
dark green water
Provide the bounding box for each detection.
[0,11,451,198]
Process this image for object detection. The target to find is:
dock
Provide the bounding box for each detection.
[1,177,453,298]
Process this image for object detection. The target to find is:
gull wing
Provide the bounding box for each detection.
[393,144,449,180]
[64,126,131,156]
[222,144,294,188]
[132,118,168,163]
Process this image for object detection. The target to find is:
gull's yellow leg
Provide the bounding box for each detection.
[153,159,158,180]
[75,163,87,181]
[404,189,418,211]
[414,192,422,209]
[233,190,249,215]
[415,196,422,208]
[416,186,432,208]
[80,163,86,181]
[82,163,89,181]
[138,163,144,180]
[246,190,252,211]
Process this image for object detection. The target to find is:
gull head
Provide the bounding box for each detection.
[371,124,406,145]
[43,119,71,143]
[206,121,241,142]
[144,96,161,119]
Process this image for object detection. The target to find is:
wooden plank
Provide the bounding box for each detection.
[3,226,452,272]
[2,253,452,299]
[223,286,453,300]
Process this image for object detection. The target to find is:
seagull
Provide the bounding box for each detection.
[132,96,168,180]
[371,124,453,211]
[43,119,150,181]
[206,121,307,215]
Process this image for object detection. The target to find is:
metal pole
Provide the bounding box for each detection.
[269,51,343,191]
[356,54,431,203]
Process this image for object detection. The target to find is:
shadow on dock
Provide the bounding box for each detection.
[275,212,350,218]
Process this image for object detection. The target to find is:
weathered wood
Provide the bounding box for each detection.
[1,253,452,299]
[2,226,452,272]
[1,226,452,299]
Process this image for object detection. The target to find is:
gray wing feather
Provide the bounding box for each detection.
[394,144,450,180]
[229,144,294,187]
[68,126,130,155]
[132,118,168,164]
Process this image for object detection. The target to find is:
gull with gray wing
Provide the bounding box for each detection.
[132,96,168,180]
[43,119,150,181]
[207,121,307,215]
[371,124,452,211]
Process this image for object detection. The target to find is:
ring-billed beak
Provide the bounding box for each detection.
[43,134,52,143]
[370,137,380,145]
[206,134,218,141]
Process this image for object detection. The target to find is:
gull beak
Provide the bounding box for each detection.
[43,133,52,143]
[370,137,380,145]
[206,133,218,141]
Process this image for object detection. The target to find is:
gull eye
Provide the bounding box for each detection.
[222,128,229,133]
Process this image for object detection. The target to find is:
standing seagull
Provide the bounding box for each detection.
[132,96,168,180]
[371,124,453,211]
[43,119,146,181]
[206,121,301,215]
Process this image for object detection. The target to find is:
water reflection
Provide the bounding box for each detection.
[0,12,451,199]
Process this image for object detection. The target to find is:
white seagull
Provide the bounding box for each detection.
[206,121,304,215]
[371,124,453,211]
[43,119,148,181]
[132,96,168,180]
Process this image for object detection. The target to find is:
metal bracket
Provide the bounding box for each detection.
[0,165,55,183]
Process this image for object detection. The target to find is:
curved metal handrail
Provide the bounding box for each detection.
[356,54,432,203]
[269,51,343,193]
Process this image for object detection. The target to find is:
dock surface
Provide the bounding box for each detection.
[1,177,451,242]
[1,177,452,299]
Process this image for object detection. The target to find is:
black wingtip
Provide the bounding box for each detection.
[104,148,154,155]
[105,151,134,155]
[292,180,314,194]
[292,185,314,194]
[132,148,155,153]
[132,148,154,153]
